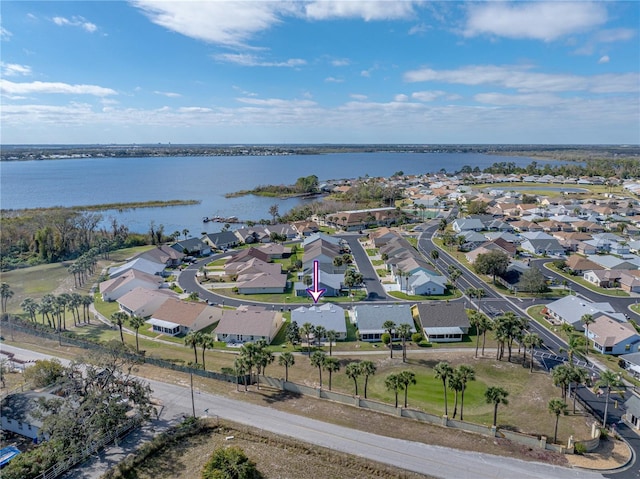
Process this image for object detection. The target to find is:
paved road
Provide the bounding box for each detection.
[337,233,390,300]
[0,344,608,479]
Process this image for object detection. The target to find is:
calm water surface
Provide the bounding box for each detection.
[1,152,540,233]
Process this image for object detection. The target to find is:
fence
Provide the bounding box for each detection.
[37,417,141,479]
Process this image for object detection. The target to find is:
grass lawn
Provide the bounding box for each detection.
[545,263,630,297]
[215,288,367,304]
[371,259,385,266]
[471,182,618,196]
[366,248,378,256]
[388,289,462,301]
[376,269,388,277]
[1,263,72,313]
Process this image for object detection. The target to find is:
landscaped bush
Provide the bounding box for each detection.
[202,446,263,479]
[573,442,587,455]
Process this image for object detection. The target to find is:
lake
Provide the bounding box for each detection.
[1,152,545,234]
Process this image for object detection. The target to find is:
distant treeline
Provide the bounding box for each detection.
[226,175,320,198]
[475,158,640,179]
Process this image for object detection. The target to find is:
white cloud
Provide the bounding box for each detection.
[411,90,446,102]
[595,28,636,44]
[178,107,212,113]
[331,59,350,67]
[325,77,343,83]
[408,23,429,35]
[154,90,182,98]
[474,92,563,107]
[0,79,117,96]
[0,26,12,40]
[304,1,417,21]
[1,62,32,76]
[464,2,607,41]
[404,65,639,93]
[133,1,290,47]
[598,55,610,64]
[350,94,368,101]
[213,53,306,67]
[394,94,409,102]
[235,97,316,108]
[52,16,97,33]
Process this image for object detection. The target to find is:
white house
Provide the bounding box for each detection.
[586,315,640,355]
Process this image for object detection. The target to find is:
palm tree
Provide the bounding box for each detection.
[269,204,279,224]
[385,373,403,408]
[569,365,588,414]
[457,365,475,421]
[184,330,202,365]
[581,314,594,356]
[326,330,338,356]
[300,322,315,357]
[434,361,453,417]
[314,325,326,347]
[199,333,215,370]
[548,399,569,444]
[278,352,295,382]
[468,310,483,358]
[485,386,509,428]
[81,295,93,323]
[0,283,14,318]
[20,297,38,323]
[182,228,189,239]
[110,311,128,344]
[234,357,249,391]
[255,348,274,390]
[448,369,463,419]
[399,370,417,408]
[397,323,412,363]
[467,287,486,311]
[552,364,572,401]
[522,332,543,372]
[382,320,396,358]
[360,360,376,398]
[562,334,587,365]
[345,362,361,396]
[128,315,146,353]
[240,342,259,385]
[323,357,340,391]
[594,370,623,427]
[310,350,327,388]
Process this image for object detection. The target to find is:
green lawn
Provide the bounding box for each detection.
[545,263,630,297]
[387,289,462,301]
[214,288,367,304]
[366,249,378,256]
[376,269,388,277]
[371,259,385,266]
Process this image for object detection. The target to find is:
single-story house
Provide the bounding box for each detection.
[108,257,166,279]
[139,245,185,267]
[100,269,165,302]
[116,286,175,317]
[543,295,625,330]
[619,270,640,293]
[256,243,291,259]
[583,269,623,288]
[354,304,415,342]
[213,306,283,344]
[586,315,640,355]
[294,272,343,298]
[1,391,56,441]
[620,352,640,377]
[236,271,288,294]
[452,218,484,233]
[407,271,448,296]
[302,232,342,249]
[290,303,347,339]
[202,231,239,250]
[148,298,222,336]
[171,238,211,256]
[412,302,470,342]
[520,238,565,256]
[565,255,602,275]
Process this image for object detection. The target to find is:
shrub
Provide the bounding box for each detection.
[23,358,64,388]
[411,332,423,343]
[573,442,587,455]
[202,446,262,479]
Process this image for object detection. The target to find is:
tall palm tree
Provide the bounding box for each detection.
[397,323,412,363]
[184,330,202,365]
[385,373,403,408]
[278,352,295,382]
[314,325,326,347]
[594,370,623,427]
[457,365,476,421]
[81,295,93,323]
[569,365,588,414]
[467,287,486,310]
[68,293,82,326]
[382,320,396,358]
[300,322,315,357]
[0,283,14,318]
[434,361,453,417]
[199,333,215,370]
[548,399,569,444]
[552,364,572,402]
[345,362,361,396]
[360,360,377,398]
[326,330,338,356]
[468,310,483,358]
[310,350,327,388]
[448,370,463,419]
[581,314,594,356]
[240,342,259,383]
[110,311,128,344]
[128,315,146,353]
[399,370,417,408]
[323,357,340,391]
[522,332,543,372]
[562,334,587,365]
[485,386,509,428]
[20,297,38,323]
[234,357,249,391]
[255,348,274,390]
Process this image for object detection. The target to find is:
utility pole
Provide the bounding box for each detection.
[190,372,196,418]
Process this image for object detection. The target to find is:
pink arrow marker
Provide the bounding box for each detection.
[306,260,326,303]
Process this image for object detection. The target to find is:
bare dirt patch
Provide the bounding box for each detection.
[565,438,632,470]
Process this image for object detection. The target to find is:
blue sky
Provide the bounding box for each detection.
[1,1,639,145]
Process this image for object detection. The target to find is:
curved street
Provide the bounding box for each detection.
[177,219,640,478]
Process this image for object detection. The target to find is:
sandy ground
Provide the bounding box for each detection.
[565,438,632,470]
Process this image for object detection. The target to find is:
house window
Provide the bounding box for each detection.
[605,346,613,352]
